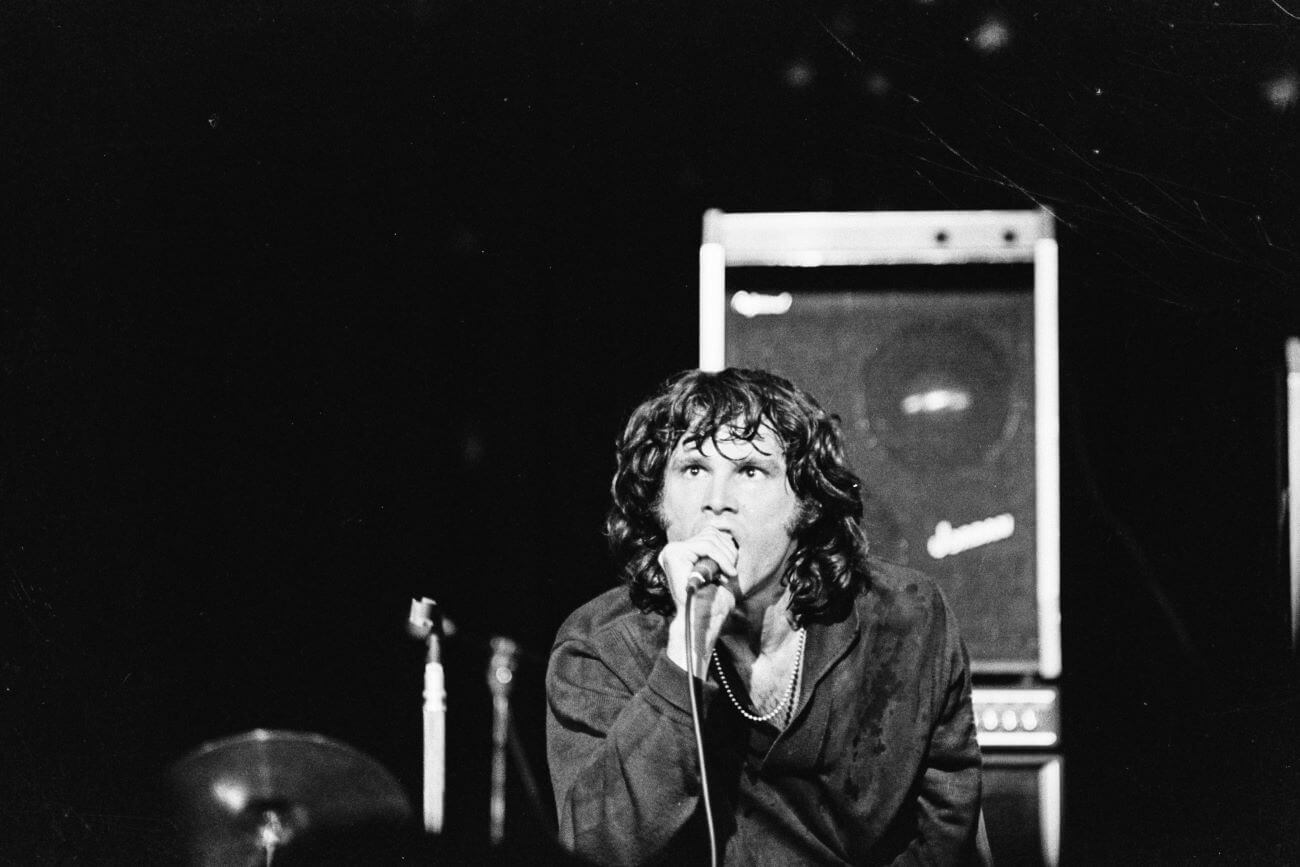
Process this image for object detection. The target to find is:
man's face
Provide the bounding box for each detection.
[659,425,801,600]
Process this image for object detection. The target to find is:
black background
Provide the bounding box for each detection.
[4,0,1300,862]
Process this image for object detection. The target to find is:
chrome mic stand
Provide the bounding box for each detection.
[408,598,446,836]
[487,636,518,847]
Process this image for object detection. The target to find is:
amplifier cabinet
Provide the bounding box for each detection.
[700,209,1060,679]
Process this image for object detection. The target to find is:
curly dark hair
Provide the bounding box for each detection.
[605,368,870,626]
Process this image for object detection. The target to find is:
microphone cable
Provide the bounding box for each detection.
[684,585,720,867]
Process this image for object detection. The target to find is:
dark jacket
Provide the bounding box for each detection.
[546,558,983,866]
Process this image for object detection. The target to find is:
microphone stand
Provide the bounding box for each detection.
[487,636,519,847]
[408,598,446,836]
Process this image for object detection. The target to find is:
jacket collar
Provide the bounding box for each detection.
[790,594,863,725]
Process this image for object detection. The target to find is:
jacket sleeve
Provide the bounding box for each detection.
[546,631,718,866]
[895,596,986,866]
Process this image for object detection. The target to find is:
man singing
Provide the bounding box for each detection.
[546,368,985,865]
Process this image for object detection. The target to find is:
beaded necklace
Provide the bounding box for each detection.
[711,627,807,724]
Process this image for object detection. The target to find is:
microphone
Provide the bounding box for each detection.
[687,556,724,591]
[686,536,740,592]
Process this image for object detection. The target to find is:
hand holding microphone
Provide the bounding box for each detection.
[660,528,740,677]
[659,527,739,597]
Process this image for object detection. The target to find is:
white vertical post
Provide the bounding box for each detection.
[699,242,726,371]
[1287,338,1300,651]
[1038,756,1063,867]
[1034,238,1062,680]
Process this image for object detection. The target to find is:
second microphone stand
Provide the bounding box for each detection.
[487,636,519,847]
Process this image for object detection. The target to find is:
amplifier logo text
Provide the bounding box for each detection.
[731,291,794,318]
[927,513,1016,560]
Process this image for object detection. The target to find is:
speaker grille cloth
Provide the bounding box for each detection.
[727,290,1038,669]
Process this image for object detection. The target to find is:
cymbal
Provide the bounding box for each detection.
[169,729,412,866]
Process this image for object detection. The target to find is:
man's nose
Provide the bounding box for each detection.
[703,471,737,513]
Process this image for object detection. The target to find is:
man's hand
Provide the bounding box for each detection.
[660,527,739,678]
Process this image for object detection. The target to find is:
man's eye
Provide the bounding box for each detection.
[741,466,764,478]
[684,464,704,476]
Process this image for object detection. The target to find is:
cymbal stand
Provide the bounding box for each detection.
[253,805,289,866]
